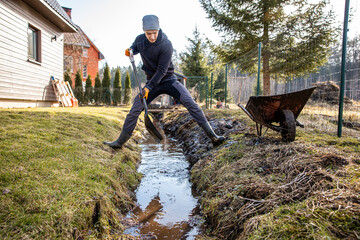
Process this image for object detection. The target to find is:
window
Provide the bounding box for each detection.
[27,25,41,62]
[83,48,88,57]
[83,65,87,78]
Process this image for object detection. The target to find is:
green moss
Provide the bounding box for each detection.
[215,143,245,166]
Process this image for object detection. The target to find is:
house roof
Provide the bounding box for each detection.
[43,0,76,29]
[82,32,105,60]
[64,25,105,60]
[22,0,77,32]
[64,25,90,47]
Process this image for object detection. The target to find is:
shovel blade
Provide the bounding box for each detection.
[145,115,163,141]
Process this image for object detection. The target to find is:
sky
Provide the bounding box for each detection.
[57,0,222,68]
[57,0,359,69]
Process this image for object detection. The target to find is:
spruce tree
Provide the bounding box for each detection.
[74,70,84,104]
[180,27,209,89]
[102,63,111,105]
[84,75,92,104]
[213,69,231,103]
[200,0,338,95]
[94,72,101,104]
[113,68,122,106]
[180,27,211,102]
[123,71,132,105]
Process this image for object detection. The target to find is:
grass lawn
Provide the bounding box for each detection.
[0,107,144,239]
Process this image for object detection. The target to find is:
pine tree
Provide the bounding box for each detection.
[123,71,132,105]
[102,63,111,105]
[94,72,101,104]
[84,75,92,104]
[200,0,338,95]
[74,70,84,104]
[113,68,122,106]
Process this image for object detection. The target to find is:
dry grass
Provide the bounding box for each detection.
[163,107,360,240]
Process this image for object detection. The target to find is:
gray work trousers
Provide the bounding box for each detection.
[122,78,207,134]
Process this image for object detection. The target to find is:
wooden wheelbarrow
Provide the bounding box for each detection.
[238,87,316,142]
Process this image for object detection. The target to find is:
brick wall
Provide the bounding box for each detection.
[64,44,100,87]
[85,44,100,86]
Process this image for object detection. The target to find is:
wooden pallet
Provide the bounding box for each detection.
[65,81,78,107]
[51,76,78,107]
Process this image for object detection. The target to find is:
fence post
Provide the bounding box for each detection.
[338,0,350,137]
[210,72,213,109]
[205,76,208,109]
[225,64,228,106]
[257,42,262,96]
[198,82,201,104]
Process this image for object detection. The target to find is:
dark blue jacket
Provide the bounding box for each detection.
[131,29,175,91]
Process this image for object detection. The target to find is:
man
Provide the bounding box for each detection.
[104,15,224,149]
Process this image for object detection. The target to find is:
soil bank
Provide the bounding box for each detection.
[161,109,360,240]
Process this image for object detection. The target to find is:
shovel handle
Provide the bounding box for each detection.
[129,49,148,115]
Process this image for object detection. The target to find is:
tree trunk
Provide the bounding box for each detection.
[262,2,270,95]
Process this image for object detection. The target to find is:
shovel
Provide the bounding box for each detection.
[129,49,163,141]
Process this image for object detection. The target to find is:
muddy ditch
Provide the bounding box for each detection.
[121,135,202,239]
[158,110,360,240]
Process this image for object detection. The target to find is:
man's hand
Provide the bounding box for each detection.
[125,48,131,57]
[139,87,149,100]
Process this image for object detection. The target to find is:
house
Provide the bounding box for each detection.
[62,7,104,87]
[0,0,77,108]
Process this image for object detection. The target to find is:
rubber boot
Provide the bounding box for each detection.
[103,131,132,149]
[200,122,225,146]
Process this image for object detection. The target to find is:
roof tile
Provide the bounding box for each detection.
[43,0,77,29]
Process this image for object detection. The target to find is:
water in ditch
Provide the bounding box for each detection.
[123,133,202,239]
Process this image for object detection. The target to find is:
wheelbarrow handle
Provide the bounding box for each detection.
[237,103,254,121]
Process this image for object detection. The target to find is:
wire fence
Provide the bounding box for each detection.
[190,1,360,139]
[223,44,360,138]
[217,54,359,139]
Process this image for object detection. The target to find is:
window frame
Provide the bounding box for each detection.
[83,48,88,57]
[83,65,88,78]
[27,24,41,63]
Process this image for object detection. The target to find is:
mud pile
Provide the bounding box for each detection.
[161,110,360,240]
[162,110,246,166]
[311,81,352,105]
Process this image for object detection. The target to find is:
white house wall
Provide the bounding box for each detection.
[0,0,65,108]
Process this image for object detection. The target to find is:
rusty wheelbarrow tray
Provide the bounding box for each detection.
[238,87,316,142]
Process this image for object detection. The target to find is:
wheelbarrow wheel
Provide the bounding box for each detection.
[280,110,296,142]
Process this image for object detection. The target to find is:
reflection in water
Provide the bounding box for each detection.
[124,135,201,239]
